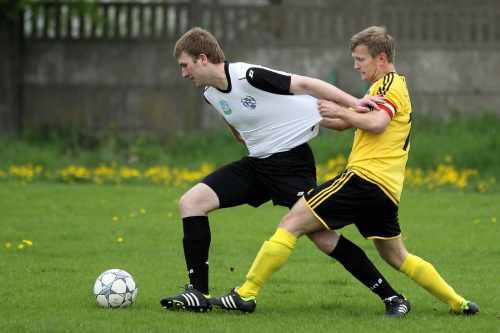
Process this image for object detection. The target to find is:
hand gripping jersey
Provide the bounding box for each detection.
[347,72,412,204]
[203,62,321,158]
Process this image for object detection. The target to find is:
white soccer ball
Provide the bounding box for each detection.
[93,269,138,308]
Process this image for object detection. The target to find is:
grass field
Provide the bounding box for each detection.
[0,183,498,332]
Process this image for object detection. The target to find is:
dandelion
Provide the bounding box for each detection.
[120,167,141,180]
[22,240,33,246]
[116,237,124,243]
[5,242,12,249]
[112,216,119,222]
[17,243,25,250]
[140,208,146,214]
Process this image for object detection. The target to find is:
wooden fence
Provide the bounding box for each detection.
[21,0,500,47]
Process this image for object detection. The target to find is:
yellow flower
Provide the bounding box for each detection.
[22,240,33,246]
[120,167,141,179]
[116,237,124,243]
[112,216,119,222]
[140,208,146,214]
[5,242,12,249]
[17,243,25,250]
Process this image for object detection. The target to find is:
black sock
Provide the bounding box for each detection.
[182,216,210,294]
[330,235,399,300]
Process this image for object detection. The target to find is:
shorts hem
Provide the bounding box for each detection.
[304,199,330,230]
[366,234,402,240]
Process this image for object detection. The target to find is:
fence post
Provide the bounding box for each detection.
[0,0,23,135]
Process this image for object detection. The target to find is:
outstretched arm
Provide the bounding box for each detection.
[290,75,382,111]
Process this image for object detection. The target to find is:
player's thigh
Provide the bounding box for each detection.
[279,197,325,237]
[201,158,268,208]
[302,170,359,231]
[259,143,317,208]
[353,178,401,239]
[179,182,220,216]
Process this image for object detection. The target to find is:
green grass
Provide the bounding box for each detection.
[0,183,498,332]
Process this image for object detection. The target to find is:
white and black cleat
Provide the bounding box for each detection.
[160,285,212,313]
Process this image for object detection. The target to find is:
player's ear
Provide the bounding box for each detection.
[377,52,388,64]
[198,53,209,65]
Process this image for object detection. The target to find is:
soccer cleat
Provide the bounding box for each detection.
[383,295,411,317]
[210,288,256,313]
[453,301,479,315]
[160,285,212,312]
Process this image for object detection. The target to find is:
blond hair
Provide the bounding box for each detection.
[174,27,225,63]
[350,26,395,63]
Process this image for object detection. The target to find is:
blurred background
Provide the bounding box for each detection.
[2,0,500,135]
[0,0,499,188]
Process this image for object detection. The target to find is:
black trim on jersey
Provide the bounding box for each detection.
[377,72,395,95]
[216,61,232,93]
[245,67,293,95]
[203,95,211,105]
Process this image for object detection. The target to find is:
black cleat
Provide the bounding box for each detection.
[210,288,256,313]
[160,285,212,312]
[454,301,479,315]
[384,295,411,317]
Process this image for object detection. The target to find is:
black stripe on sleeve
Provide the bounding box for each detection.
[246,67,293,95]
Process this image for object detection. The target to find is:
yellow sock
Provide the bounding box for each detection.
[237,228,297,298]
[400,254,466,311]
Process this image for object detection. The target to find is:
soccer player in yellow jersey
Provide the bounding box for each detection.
[212,26,479,316]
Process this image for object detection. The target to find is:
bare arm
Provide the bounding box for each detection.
[320,117,352,131]
[290,75,383,112]
[290,75,359,107]
[318,100,391,134]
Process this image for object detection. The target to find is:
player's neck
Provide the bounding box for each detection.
[210,62,228,90]
[372,64,396,82]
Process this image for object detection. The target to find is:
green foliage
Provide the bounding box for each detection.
[1,114,499,177]
[1,184,498,332]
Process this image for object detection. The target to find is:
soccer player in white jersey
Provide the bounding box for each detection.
[160,27,410,316]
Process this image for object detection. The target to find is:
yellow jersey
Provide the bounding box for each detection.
[347,72,412,204]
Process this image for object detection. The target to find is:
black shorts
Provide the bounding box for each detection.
[303,169,401,239]
[202,143,316,209]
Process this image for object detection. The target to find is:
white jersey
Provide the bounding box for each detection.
[203,62,321,158]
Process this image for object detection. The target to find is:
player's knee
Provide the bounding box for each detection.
[178,191,204,216]
[278,212,299,235]
[379,249,406,269]
[308,231,340,254]
[278,211,309,237]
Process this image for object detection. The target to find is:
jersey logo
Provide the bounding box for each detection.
[219,100,232,115]
[241,95,257,110]
[248,69,254,78]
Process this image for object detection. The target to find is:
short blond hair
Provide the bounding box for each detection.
[350,26,395,63]
[174,27,225,63]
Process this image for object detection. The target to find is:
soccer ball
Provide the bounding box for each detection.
[93,269,138,308]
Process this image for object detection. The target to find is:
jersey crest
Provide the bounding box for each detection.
[240,95,257,110]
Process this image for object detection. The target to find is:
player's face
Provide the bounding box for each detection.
[177,52,207,87]
[352,44,380,83]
